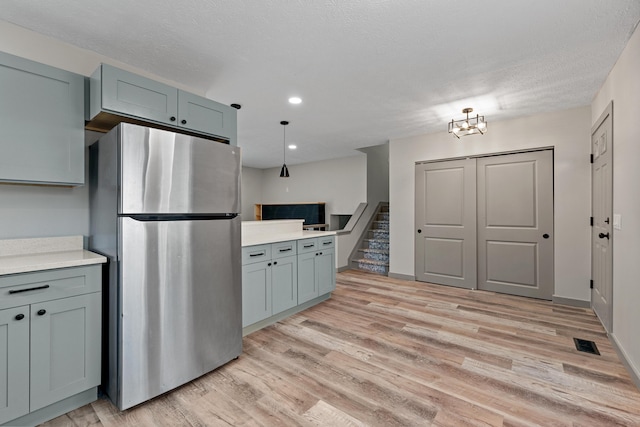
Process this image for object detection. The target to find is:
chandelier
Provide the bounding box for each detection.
[448,108,487,139]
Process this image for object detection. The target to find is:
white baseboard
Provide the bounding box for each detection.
[609,333,640,390]
[552,295,591,308]
[388,272,415,281]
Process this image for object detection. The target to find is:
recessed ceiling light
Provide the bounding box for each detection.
[288,144,297,150]
[288,97,302,105]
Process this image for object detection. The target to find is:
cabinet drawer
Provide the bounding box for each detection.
[242,244,271,265]
[0,266,101,310]
[271,241,297,259]
[297,238,318,254]
[318,236,335,250]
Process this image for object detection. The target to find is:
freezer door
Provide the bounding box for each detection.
[117,216,242,410]
[119,123,240,214]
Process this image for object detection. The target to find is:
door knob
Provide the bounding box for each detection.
[543,234,549,239]
[15,313,25,321]
[181,119,187,125]
[417,229,422,234]
[37,309,46,316]
[599,232,610,239]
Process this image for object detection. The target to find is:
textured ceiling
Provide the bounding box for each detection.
[1,1,639,168]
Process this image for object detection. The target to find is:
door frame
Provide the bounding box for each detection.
[591,101,614,332]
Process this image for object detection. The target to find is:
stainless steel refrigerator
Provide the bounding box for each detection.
[89,123,242,410]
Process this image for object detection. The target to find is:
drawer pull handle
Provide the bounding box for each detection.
[323,241,332,245]
[15,314,25,321]
[37,309,47,316]
[279,248,292,252]
[303,244,314,248]
[249,252,265,257]
[9,284,50,294]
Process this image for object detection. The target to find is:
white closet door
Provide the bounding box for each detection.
[415,159,477,288]
[591,104,613,332]
[476,150,554,299]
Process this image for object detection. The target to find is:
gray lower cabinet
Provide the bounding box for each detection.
[242,260,271,326]
[242,241,298,328]
[242,240,298,327]
[0,51,85,185]
[88,63,237,144]
[0,265,101,426]
[242,236,335,332]
[297,236,336,304]
[0,306,29,424]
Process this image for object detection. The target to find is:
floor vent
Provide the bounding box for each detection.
[573,338,600,355]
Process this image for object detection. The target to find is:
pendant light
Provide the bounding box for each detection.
[279,120,290,178]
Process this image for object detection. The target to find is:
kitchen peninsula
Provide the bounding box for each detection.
[241,220,336,335]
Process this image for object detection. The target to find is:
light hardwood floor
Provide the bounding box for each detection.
[43,270,640,426]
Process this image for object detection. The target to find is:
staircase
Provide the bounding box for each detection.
[350,203,389,275]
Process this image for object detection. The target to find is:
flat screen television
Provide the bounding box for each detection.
[260,203,325,225]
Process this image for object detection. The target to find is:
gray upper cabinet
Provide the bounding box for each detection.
[178,90,236,139]
[94,64,178,126]
[88,64,237,144]
[0,51,85,185]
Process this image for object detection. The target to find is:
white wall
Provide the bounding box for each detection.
[592,24,640,380]
[259,154,367,221]
[389,106,591,302]
[241,167,264,220]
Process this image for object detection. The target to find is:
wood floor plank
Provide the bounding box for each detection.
[40,270,640,427]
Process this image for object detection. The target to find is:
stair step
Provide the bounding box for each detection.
[358,248,389,262]
[353,258,389,275]
[364,241,389,250]
[359,248,389,254]
[354,258,389,266]
[369,230,389,239]
[372,220,389,230]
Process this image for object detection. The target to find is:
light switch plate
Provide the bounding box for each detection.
[613,214,621,230]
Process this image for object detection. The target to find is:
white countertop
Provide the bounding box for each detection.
[242,220,336,247]
[0,236,107,276]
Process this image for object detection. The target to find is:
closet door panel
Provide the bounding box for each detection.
[415,159,476,288]
[477,151,554,299]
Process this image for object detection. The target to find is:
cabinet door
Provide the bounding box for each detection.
[297,251,318,304]
[178,90,237,140]
[29,293,101,412]
[271,255,298,315]
[242,261,272,327]
[101,64,178,126]
[0,306,29,425]
[317,249,336,295]
[0,52,84,185]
